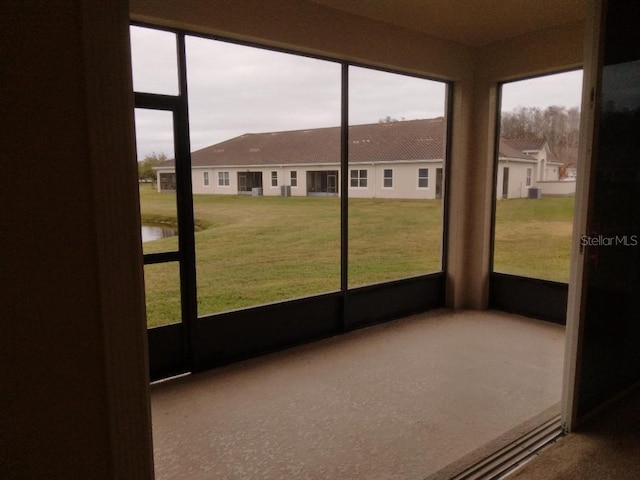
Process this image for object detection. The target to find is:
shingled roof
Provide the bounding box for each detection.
[498,142,536,161]
[502,138,547,152]
[158,118,446,168]
[502,138,563,163]
[155,118,550,168]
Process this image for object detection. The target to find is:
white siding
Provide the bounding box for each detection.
[163,161,445,199]
[495,161,538,199]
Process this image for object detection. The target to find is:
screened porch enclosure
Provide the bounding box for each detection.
[237,171,263,194]
[307,170,339,196]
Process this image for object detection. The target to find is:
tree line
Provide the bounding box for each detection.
[501,105,580,165]
[138,152,168,183]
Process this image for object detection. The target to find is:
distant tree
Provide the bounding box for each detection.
[138,152,168,183]
[378,115,400,123]
[501,105,581,165]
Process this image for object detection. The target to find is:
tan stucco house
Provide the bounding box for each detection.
[155,117,574,199]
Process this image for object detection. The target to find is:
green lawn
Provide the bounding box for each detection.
[139,185,574,327]
[494,196,575,283]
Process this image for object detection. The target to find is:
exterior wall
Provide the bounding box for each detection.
[191,165,341,197]
[545,163,562,181]
[538,180,577,196]
[495,161,538,199]
[172,162,444,199]
[192,168,238,195]
[494,161,572,199]
[348,162,443,199]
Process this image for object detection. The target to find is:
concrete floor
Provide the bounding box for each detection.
[150,309,565,479]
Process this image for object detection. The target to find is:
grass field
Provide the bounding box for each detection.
[139,185,574,327]
[494,196,575,283]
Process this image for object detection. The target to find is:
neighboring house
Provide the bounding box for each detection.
[155,118,574,199]
[497,138,574,198]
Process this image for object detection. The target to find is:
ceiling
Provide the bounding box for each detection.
[309,0,586,47]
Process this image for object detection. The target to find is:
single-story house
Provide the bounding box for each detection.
[496,137,574,199]
[155,118,574,199]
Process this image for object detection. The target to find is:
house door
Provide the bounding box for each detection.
[435,168,443,199]
[502,167,510,199]
[327,172,337,194]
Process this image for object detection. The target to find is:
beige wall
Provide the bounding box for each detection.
[130,0,474,81]
[186,163,444,199]
[496,161,538,199]
[539,180,577,196]
[347,163,443,199]
[454,25,584,308]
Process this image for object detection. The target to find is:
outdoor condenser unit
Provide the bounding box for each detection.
[527,187,542,199]
[280,185,291,197]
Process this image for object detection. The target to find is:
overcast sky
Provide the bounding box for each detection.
[131,26,583,161]
[501,69,583,112]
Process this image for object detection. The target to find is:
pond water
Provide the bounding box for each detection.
[141,225,177,243]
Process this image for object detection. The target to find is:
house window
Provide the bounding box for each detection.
[526,168,532,187]
[383,169,393,188]
[290,171,298,187]
[418,168,429,188]
[271,171,278,187]
[218,171,230,186]
[350,169,367,188]
[203,171,210,187]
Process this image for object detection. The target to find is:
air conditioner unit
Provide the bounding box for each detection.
[528,187,542,199]
[280,185,291,197]
[251,187,263,196]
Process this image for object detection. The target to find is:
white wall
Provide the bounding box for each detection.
[545,164,561,181]
[538,180,576,196]
[495,161,537,199]
[348,162,443,199]
[185,162,445,199]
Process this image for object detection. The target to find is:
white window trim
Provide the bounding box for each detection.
[203,171,210,187]
[417,167,429,189]
[290,171,298,188]
[349,169,368,189]
[382,168,393,189]
[271,170,278,188]
[217,171,230,187]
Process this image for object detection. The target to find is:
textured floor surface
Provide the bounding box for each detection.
[151,309,565,479]
[505,385,640,480]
